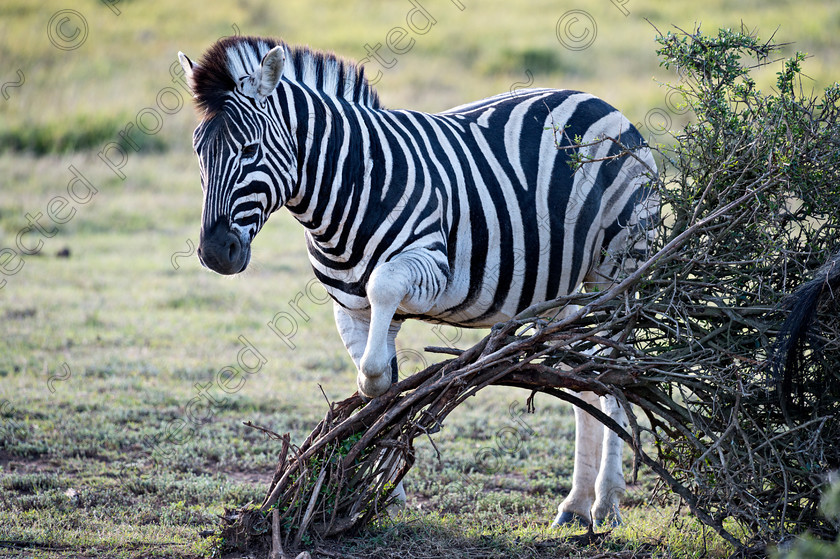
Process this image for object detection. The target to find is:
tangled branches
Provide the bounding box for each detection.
[220,27,840,554]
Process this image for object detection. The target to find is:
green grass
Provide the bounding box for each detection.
[1,0,837,557]
[0,113,167,155]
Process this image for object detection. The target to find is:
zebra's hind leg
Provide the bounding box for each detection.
[552,391,603,527]
[591,395,626,526]
[552,392,626,527]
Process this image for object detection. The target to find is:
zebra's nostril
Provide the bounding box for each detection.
[228,241,238,261]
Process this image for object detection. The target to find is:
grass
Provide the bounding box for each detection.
[1,0,837,557]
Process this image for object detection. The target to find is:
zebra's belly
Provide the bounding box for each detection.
[394,307,518,329]
[395,267,577,329]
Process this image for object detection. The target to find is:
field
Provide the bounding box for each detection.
[1,0,838,557]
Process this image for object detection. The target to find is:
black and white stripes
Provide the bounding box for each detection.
[185,36,656,326]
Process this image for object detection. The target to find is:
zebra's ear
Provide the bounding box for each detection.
[255,46,285,99]
[178,52,197,91]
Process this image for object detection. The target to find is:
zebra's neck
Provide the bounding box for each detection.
[284,84,380,243]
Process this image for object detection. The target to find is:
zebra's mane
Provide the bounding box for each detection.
[191,36,381,119]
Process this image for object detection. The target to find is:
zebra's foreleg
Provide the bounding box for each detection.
[333,303,407,511]
[358,251,447,399]
[333,303,401,392]
[333,304,371,371]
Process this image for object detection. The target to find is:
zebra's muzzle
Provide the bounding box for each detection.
[198,220,251,275]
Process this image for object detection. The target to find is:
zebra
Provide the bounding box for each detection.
[178,36,658,527]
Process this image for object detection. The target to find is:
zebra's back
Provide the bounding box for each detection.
[337,88,657,327]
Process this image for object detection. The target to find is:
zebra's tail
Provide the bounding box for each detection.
[771,251,840,415]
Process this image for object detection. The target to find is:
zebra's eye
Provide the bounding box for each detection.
[241,144,258,160]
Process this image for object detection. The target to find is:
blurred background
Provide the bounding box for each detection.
[0,0,837,556]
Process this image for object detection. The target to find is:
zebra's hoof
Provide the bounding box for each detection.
[594,512,622,528]
[386,481,407,517]
[386,495,407,517]
[593,503,622,527]
[551,510,590,528]
[357,371,391,399]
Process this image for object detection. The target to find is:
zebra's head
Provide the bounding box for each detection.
[179,38,293,275]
